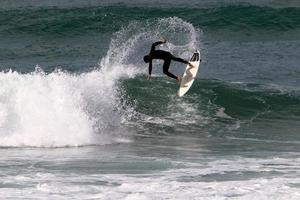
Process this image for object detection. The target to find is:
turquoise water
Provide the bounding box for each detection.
[0,0,300,199]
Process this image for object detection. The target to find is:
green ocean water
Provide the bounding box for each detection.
[0,0,300,199]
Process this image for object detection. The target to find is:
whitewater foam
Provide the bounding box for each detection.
[0,66,137,147]
[2,152,300,200]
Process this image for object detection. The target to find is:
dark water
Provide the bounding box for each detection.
[0,0,300,199]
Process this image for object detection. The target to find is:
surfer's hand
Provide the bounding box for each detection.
[160,37,167,43]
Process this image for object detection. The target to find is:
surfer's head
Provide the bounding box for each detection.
[143,55,151,63]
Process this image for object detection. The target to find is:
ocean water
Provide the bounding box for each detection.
[0,0,300,199]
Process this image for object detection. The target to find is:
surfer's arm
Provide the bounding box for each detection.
[150,40,165,53]
[148,60,152,77]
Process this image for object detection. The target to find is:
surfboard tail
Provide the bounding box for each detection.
[190,50,200,62]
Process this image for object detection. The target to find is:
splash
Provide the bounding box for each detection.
[100,17,200,71]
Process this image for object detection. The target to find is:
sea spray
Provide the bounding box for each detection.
[100,17,200,69]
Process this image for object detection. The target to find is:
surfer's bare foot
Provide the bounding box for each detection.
[188,62,195,68]
[177,76,182,84]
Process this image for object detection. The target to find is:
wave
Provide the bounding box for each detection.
[1,13,299,147]
[0,17,198,147]
[197,80,300,119]
[1,5,300,36]
[121,77,300,135]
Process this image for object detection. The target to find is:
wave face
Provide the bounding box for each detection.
[122,78,300,139]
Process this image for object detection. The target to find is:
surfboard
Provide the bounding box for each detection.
[177,50,201,97]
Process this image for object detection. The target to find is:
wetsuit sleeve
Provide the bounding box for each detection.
[148,60,152,76]
[150,41,164,53]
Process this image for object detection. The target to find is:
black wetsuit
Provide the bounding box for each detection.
[148,41,189,79]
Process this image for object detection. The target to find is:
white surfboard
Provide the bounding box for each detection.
[177,50,201,97]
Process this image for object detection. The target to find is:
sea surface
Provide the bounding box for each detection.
[0,0,300,199]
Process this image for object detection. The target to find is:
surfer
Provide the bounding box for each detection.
[143,37,193,83]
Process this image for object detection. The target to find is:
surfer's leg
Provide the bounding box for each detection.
[163,59,177,80]
[171,55,194,67]
[171,55,189,64]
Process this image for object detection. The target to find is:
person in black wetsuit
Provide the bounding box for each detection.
[143,37,193,83]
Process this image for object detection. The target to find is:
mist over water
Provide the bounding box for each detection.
[0,0,300,199]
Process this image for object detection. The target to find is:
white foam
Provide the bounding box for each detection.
[0,66,138,147]
[1,155,300,199]
[93,156,300,199]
